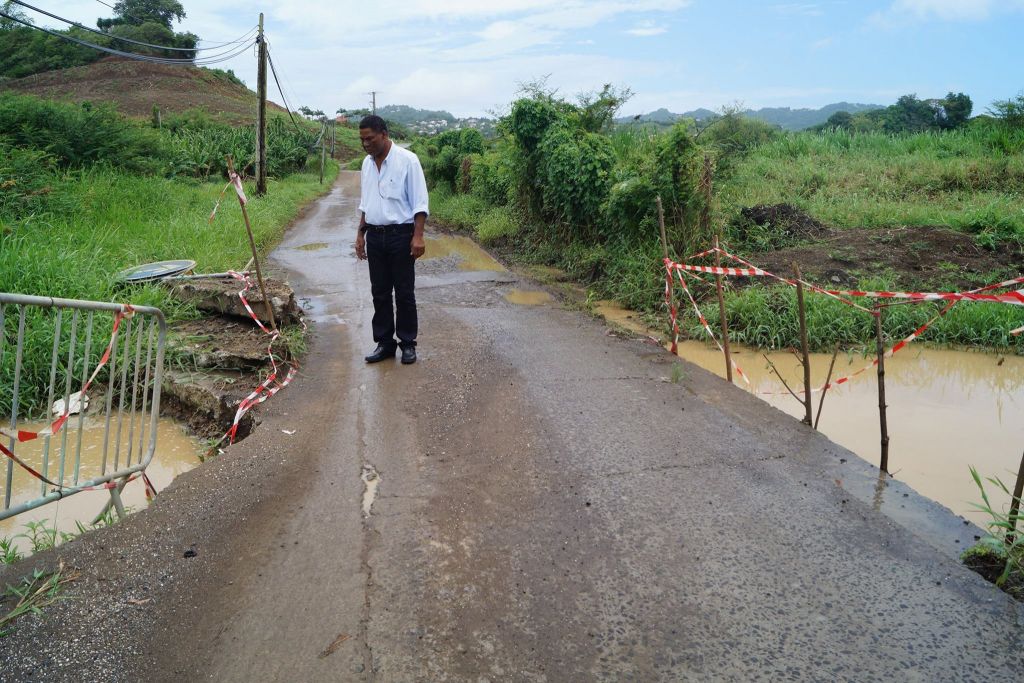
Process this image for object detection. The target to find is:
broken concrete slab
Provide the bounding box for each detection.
[169,318,289,371]
[161,369,260,440]
[168,277,302,327]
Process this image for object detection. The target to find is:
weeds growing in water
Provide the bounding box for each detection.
[0,562,79,637]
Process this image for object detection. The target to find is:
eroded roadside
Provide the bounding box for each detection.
[1,173,1021,681]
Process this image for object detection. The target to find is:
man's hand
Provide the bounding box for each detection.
[411,234,426,259]
[355,232,367,260]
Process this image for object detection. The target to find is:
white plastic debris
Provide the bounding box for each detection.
[52,391,88,416]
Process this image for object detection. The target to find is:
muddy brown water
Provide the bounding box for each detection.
[595,300,1024,527]
[1,417,201,551]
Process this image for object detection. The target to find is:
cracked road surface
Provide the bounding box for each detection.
[2,172,1021,681]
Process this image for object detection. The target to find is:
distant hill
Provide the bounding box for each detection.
[619,102,885,131]
[0,57,288,123]
[378,104,456,125]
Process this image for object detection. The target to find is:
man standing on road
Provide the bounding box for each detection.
[354,115,428,365]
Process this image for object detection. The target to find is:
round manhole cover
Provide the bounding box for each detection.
[116,260,196,283]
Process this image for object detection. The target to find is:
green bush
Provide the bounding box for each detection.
[0,142,66,220]
[538,124,615,235]
[0,93,167,173]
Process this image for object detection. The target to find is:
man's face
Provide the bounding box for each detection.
[360,128,388,156]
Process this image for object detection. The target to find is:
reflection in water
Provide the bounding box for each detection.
[0,417,201,552]
[423,235,507,272]
[505,289,554,306]
[296,242,329,251]
[594,299,1024,527]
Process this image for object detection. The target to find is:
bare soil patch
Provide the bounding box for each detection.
[0,57,288,122]
[738,204,1022,290]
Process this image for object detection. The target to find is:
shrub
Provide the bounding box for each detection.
[538,124,615,235]
[0,93,167,173]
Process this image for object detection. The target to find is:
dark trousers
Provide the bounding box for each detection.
[365,225,417,349]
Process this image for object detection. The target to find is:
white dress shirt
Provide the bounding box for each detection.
[359,144,430,225]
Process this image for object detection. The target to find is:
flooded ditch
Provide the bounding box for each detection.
[595,301,1024,527]
[0,416,202,552]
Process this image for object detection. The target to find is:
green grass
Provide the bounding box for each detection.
[686,281,1024,354]
[719,128,1024,245]
[1,163,339,415]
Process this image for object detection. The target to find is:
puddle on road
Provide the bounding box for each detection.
[505,289,553,306]
[593,300,1024,526]
[361,464,380,517]
[296,242,329,251]
[0,417,201,551]
[424,235,506,272]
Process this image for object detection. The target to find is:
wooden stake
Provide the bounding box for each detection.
[1006,450,1024,545]
[656,195,669,260]
[227,155,277,332]
[875,306,889,472]
[793,263,813,426]
[813,344,840,430]
[715,236,732,382]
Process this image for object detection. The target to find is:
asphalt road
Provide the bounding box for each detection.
[1,172,1021,681]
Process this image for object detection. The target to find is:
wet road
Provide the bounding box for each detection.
[2,172,1021,680]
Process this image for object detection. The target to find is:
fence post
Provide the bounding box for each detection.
[793,263,812,426]
[875,305,890,472]
[714,236,733,382]
[1006,450,1024,545]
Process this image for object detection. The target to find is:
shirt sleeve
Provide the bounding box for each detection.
[407,153,430,217]
[358,156,369,213]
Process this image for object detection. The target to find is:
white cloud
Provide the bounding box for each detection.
[870,0,1024,26]
[811,37,834,49]
[626,21,668,36]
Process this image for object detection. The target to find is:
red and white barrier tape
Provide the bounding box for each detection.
[665,259,750,385]
[208,270,301,452]
[663,243,1023,392]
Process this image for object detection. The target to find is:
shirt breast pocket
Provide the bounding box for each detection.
[381,171,406,200]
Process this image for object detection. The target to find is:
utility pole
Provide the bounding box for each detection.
[255,13,268,196]
[369,91,377,114]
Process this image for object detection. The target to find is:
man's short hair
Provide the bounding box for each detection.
[359,115,388,134]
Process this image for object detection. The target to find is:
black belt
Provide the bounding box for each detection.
[363,223,414,232]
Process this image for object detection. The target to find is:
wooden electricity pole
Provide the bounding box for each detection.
[255,13,268,196]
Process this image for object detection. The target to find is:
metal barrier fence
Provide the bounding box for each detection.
[1,293,166,522]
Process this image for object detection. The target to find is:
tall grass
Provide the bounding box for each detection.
[687,281,1024,353]
[719,127,1024,246]
[1,163,339,415]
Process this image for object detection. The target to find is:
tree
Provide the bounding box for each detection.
[988,92,1024,129]
[884,94,936,133]
[936,92,972,129]
[98,0,186,30]
[824,110,853,131]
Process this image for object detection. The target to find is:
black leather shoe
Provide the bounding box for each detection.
[364,344,396,363]
[400,347,417,365]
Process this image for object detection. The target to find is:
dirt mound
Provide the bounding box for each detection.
[755,225,1022,290]
[738,204,830,241]
[0,57,288,122]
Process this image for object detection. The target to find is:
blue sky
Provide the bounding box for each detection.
[31,1,1024,118]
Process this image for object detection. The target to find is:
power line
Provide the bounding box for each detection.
[265,43,305,135]
[9,1,257,53]
[0,9,254,66]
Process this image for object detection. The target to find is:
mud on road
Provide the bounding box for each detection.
[2,173,1021,681]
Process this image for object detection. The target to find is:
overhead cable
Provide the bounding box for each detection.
[0,10,254,66]
[265,44,307,135]
[9,1,257,53]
